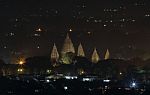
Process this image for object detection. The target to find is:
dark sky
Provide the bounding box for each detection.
[0,0,150,63]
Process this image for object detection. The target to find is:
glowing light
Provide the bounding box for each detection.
[46,79,50,83]
[69,29,72,32]
[130,82,137,88]
[119,72,122,75]
[64,86,68,90]
[36,28,42,32]
[83,78,90,81]
[104,24,107,27]
[87,32,91,35]
[46,70,51,73]
[103,80,110,82]
[19,61,23,65]
[18,58,25,65]
[17,68,23,72]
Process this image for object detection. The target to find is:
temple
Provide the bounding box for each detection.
[77,43,85,57]
[91,48,100,63]
[104,49,110,60]
[51,43,59,66]
[50,33,110,64]
[61,33,75,55]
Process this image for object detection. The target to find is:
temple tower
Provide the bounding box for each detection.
[61,33,75,55]
[104,49,110,60]
[51,43,59,65]
[77,43,85,57]
[91,48,100,63]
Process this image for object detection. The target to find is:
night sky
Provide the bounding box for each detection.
[0,0,150,63]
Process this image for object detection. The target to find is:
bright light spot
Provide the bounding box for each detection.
[87,32,91,35]
[46,79,50,83]
[104,24,107,27]
[103,80,110,82]
[119,72,122,75]
[47,70,51,73]
[132,83,136,86]
[130,82,136,88]
[36,28,42,32]
[19,61,23,65]
[17,68,23,72]
[4,46,7,49]
[65,76,78,79]
[64,86,68,90]
[83,78,90,81]
[69,29,72,32]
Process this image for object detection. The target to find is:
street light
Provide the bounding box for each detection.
[19,61,24,65]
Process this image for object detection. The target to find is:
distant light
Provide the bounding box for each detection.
[83,78,90,81]
[64,86,68,90]
[69,29,72,32]
[130,82,136,88]
[36,28,42,32]
[119,72,122,75]
[132,83,136,86]
[46,70,51,73]
[17,68,23,72]
[65,76,77,79]
[19,61,23,65]
[145,14,150,17]
[34,33,40,37]
[103,80,110,82]
[87,32,91,35]
[4,46,7,49]
[104,24,107,27]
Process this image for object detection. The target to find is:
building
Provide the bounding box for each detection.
[50,33,109,64]
[77,43,85,57]
[61,33,75,55]
[104,49,110,60]
[91,48,100,63]
[51,43,59,66]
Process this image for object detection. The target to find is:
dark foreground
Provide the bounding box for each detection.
[0,75,150,95]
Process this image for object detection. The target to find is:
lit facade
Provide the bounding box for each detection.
[77,43,85,57]
[51,43,59,65]
[51,33,110,64]
[104,49,110,60]
[91,48,100,63]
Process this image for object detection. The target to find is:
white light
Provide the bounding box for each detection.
[65,76,71,79]
[132,83,136,86]
[119,72,122,75]
[64,86,68,90]
[46,79,50,83]
[130,82,136,88]
[69,29,72,32]
[103,80,110,82]
[83,78,90,81]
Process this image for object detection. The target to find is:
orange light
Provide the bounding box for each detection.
[19,61,24,65]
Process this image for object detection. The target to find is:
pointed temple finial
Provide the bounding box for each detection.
[77,43,85,57]
[104,49,110,60]
[91,48,100,63]
[61,33,75,55]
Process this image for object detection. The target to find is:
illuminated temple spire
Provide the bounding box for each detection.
[61,33,75,55]
[91,48,100,63]
[77,43,85,57]
[104,49,110,60]
[51,43,59,65]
